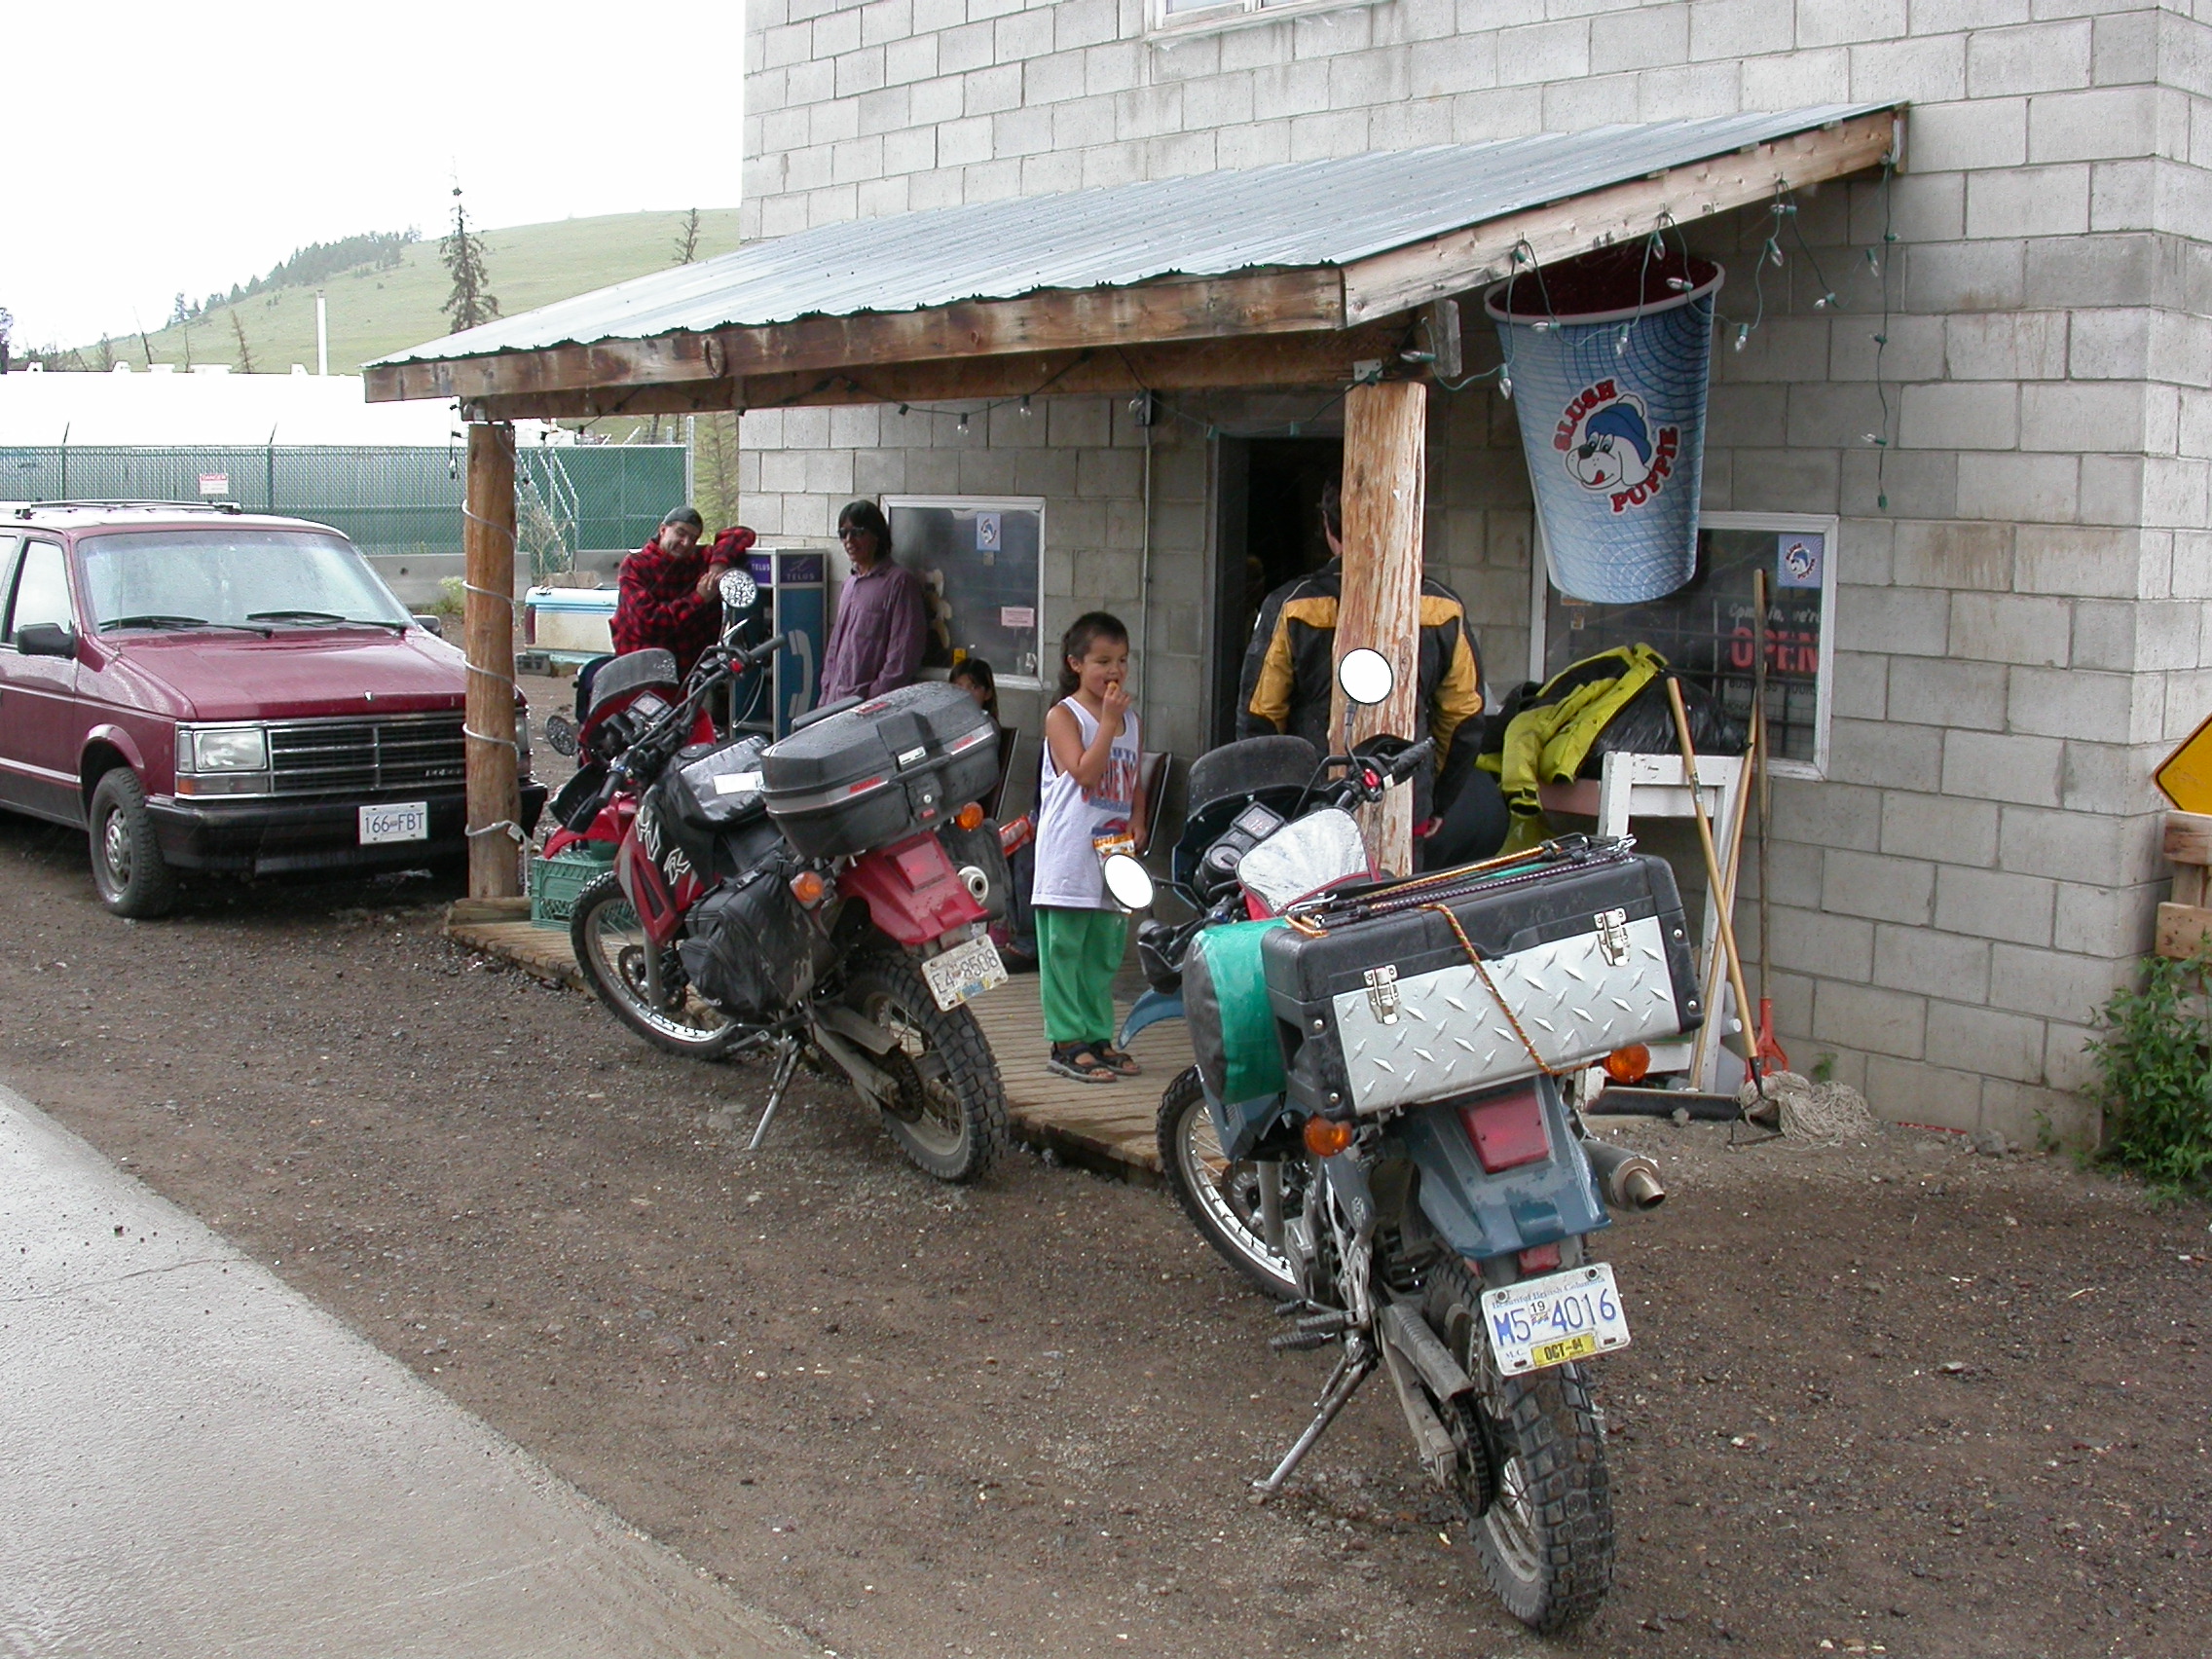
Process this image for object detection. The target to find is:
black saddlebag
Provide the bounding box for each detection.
[679,857,814,1019]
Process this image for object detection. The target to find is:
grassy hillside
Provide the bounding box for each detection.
[76,208,747,377]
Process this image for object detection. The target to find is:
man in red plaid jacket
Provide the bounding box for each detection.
[610,507,756,675]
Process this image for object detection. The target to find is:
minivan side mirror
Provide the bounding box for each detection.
[411,614,445,638]
[16,623,78,659]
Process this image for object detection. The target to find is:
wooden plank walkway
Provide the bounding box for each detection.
[444,903,1183,1181]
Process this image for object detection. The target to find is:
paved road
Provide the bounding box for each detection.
[0,1083,809,1659]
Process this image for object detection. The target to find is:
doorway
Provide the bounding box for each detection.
[1208,436,1343,748]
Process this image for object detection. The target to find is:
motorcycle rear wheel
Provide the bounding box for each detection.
[1422,1254,1614,1634]
[843,955,1008,1183]
[1156,1066,1300,1301]
[569,870,745,1059]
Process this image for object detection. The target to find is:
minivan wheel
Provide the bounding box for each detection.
[89,769,180,919]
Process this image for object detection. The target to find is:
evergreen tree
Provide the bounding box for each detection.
[673,207,702,265]
[440,187,499,333]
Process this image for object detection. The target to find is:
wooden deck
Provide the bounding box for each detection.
[445,902,1181,1181]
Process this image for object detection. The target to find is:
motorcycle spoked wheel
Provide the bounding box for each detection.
[1420,1254,1614,1634]
[569,870,745,1059]
[1156,1066,1301,1302]
[842,954,1009,1183]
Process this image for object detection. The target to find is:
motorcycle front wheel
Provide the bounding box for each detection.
[569,870,745,1059]
[1422,1254,1614,1634]
[843,954,1009,1183]
[1156,1066,1300,1301]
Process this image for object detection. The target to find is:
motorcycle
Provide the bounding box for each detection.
[558,571,1015,1183]
[1117,648,1683,1634]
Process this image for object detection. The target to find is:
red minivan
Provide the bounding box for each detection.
[0,502,543,917]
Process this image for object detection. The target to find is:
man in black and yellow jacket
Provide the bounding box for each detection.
[1235,481,1503,863]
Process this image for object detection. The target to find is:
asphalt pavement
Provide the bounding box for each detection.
[0,1081,810,1659]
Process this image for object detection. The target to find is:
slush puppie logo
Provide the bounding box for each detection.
[1553,379,1680,515]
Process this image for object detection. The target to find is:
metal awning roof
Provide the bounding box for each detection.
[375,106,1897,372]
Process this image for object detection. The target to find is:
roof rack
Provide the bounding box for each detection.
[12,499,246,519]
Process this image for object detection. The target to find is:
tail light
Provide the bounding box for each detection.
[1517,1242,1562,1274]
[1458,1085,1550,1173]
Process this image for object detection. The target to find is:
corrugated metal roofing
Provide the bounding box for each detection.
[376,106,1890,367]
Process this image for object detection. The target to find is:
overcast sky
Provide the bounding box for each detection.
[4,0,747,350]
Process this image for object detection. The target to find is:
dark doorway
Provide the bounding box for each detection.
[1208,436,1343,747]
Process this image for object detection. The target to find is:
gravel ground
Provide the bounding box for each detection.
[1,699,2206,1658]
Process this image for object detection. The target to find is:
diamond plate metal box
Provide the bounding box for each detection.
[1263,849,1700,1117]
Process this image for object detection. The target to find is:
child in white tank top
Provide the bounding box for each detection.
[1034,612,1149,1083]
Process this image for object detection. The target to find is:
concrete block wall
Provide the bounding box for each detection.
[736,0,2212,1142]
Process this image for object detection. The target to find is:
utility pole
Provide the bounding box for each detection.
[315,292,329,376]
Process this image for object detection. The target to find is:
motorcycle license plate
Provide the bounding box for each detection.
[358,801,429,844]
[921,935,1007,1012]
[1480,1263,1630,1376]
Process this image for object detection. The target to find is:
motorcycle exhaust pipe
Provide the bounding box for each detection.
[1581,1138,1666,1211]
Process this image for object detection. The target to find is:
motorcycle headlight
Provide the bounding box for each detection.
[179,726,270,772]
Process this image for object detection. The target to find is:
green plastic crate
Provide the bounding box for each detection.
[530,844,614,926]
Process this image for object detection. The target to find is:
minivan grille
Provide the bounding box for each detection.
[267,717,466,796]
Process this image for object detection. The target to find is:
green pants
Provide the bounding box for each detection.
[1035,905,1127,1047]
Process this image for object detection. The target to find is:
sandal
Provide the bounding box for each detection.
[1047,1042,1119,1084]
[1094,1044,1141,1078]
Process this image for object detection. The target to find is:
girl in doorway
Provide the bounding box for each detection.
[1032,612,1148,1083]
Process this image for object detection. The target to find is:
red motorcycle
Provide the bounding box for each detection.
[555,574,1015,1182]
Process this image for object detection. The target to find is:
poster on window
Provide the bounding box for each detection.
[883,497,1046,685]
[1540,515,1835,773]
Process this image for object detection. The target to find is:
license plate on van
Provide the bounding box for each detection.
[922,935,1007,1011]
[1480,1264,1631,1375]
[359,801,429,845]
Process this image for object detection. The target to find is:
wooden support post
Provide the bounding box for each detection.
[462,422,521,899]
[1333,380,1427,874]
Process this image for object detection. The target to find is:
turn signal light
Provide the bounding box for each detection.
[789,870,828,907]
[1303,1117,1355,1158]
[1602,1044,1651,1084]
[954,801,986,831]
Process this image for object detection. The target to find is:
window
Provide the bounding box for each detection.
[8,542,74,644]
[1530,512,1838,778]
[1150,0,1374,36]
[881,497,1046,688]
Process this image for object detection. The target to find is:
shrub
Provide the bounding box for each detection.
[2084,946,2212,1194]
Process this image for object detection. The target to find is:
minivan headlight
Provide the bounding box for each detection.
[179,726,270,772]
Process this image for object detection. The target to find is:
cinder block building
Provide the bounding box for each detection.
[718,0,2212,1145]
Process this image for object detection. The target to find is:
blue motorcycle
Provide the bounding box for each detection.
[1112,649,1681,1635]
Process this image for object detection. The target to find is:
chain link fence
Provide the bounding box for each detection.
[0,443,687,575]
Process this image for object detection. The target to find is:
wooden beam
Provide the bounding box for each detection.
[1334,380,1427,874]
[462,423,521,901]
[470,325,1420,422]
[1339,107,1901,324]
[366,269,1347,405]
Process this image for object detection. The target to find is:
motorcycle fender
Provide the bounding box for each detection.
[840,831,989,946]
[1116,988,1183,1049]
[1390,1079,1610,1261]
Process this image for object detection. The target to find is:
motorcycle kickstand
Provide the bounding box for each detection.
[1252,1338,1376,1498]
[746,1036,803,1152]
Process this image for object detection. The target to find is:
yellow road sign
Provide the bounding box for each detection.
[2157,709,2212,812]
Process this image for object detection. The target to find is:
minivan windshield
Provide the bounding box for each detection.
[78,530,415,633]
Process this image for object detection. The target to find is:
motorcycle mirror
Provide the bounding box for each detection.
[719,569,759,611]
[542,711,580,757]
[1100,852,1156,912]
[1337,647,1394,707]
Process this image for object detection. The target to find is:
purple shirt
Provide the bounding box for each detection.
[820,558,927,703]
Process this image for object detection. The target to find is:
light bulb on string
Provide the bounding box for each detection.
[956,413,969,433]
[1019,395,1032,418]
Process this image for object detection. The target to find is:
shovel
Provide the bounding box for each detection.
[1750,569,1789,1076]
[1664,675,1760,1069]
